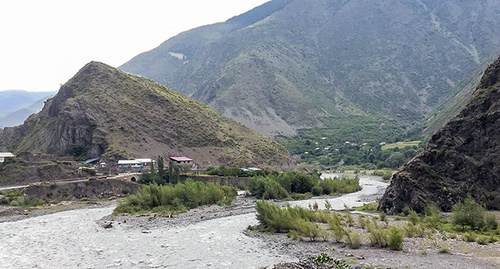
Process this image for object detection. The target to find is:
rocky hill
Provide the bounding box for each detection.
[0,62,291,168]
[121,0,500,136]
[379,57,500,214]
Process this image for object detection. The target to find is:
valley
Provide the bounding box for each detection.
[1,0,500,268]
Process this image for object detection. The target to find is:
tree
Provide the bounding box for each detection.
[157,156,166,184]
[171,166,180,184]
[385,152,406,169]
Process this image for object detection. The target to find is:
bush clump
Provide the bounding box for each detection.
[114,180,235,215]
[249,172,361,200]
[452,194,494,231]
[387,225,404,250]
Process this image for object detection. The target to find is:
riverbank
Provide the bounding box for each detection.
[2,174,498,268]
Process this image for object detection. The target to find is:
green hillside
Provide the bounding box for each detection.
[121,0,500,137]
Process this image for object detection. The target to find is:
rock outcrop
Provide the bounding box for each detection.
[379,57,500,214]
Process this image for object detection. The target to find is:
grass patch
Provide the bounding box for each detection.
[353,202,379,213]
[381,141,421,150]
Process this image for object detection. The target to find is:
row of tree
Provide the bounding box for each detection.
[141,156,190,185]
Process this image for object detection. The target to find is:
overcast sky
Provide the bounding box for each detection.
[0,0,270,92]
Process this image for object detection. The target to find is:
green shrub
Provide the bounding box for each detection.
[379,212,387,222]
[358,215,367,229]
[452,194,486,231]
[290,192,313,200]
[262,180,289,200]
[310,253,352,268]
[438,247,451,254]
[114,180,232,215]
[368,225,387,247]
[328,214,346,242]
[485,213,498,230]
[476,235,489,245]
[9,199,21,206]
[405,223,426,238]
[462,232,476,242]
[387,226,404,251]
[319,176,361,195]
[408,210,420,225]
[423,204,441,229]
[249,176,289,199]
[311,185,323,196]
[255,201,315,232]
[346,229,362,249]
[296,219,327,241]
[353,202,378,213]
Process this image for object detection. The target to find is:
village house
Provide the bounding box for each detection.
[116,158,157,173]
[169,156,193,168]
[0,152,15,163]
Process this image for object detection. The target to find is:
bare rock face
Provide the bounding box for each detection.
[379,57,500,214]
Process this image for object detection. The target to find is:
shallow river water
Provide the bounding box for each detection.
[0,174,386,269]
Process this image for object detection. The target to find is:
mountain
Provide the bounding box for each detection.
[0,62,291,168]
[422,50,500,138]
[120,0,500,136]
[379,57,500,214]
[0,95,54,128]
[0,90,55,118]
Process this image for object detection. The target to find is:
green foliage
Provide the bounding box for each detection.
[256,201,313,232]
[372,170,394,181]
[328,214,346,243]
[248,171,360,200]
[311,185,323,196]
[278,122,423,170]
[385,152,406,169]
[310,253,352,269]
[452,194,487,231]
[408,210,420,225]
[368,225,388,248]
[404,223,426,238]
[438,247,451,254]
[462,232,477,242]
[206,166,271,177]
[387,226,404,250]
[319,176,361,195]
[353,202,378,213]
[475,235,490,245]
[114,180,234,215]
[379,212,387,222]
[423,204,441,229]
[485,213,498,230]
[249,176,289,199]
[295,219,328,241]
[346,229,362,249]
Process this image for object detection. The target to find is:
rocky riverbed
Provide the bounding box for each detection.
[0,173,498,268]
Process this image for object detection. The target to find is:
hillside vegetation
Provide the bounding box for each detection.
[121,0,500,137]
[0,62,291,168]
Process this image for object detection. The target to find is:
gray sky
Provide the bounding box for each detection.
[0,0,270,92]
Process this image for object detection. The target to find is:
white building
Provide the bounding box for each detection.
[0,152,15,163]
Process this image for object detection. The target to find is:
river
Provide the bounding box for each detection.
[0,174,387,269]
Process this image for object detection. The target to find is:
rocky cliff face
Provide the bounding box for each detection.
[1,62,292,168]
[379,57,500,214]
